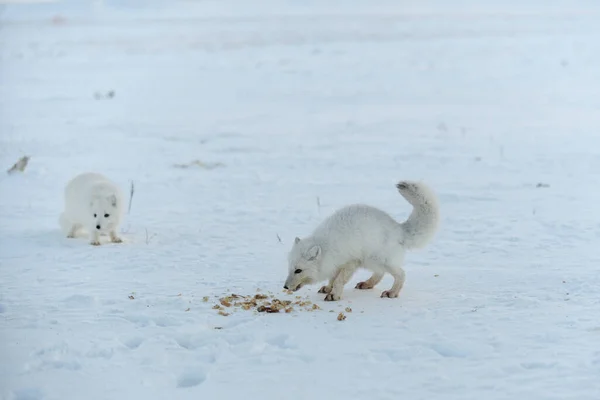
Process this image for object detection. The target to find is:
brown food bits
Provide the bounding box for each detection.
[337,312,346,321]
[212,291,319,316]
[257,305,280,313]
[220,299,232,307]
[345,307,352,313]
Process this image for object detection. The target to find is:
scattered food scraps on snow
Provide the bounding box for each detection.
[206,290,360,320]
[210,291,323,316]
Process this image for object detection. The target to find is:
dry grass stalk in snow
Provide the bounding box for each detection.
[128,181,135,214]
[6,156,30,174]
[144,229,157,244]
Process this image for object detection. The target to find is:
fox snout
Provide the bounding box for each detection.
[283,276,305,292]
[94,221,114,232]
[283,277,295,291]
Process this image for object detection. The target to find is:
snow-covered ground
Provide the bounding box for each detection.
[1,1,600,399]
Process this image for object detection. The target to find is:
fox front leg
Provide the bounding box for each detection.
[318,270,341,294]
[90,230,101,246]
[109,230,123,243]
[324,261,359,301]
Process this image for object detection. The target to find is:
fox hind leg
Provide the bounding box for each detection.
[67,224,81,238]
[380,252,406,298]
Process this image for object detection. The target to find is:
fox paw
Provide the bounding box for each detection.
[355,281,374,290]
[90,240,101,246]
[318,286,332,294]
[111,236,123,243]
[380,290,399,298]
[324,293,341,301]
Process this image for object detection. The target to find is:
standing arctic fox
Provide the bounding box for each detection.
[283,180,440,301]
[59,172,124,246]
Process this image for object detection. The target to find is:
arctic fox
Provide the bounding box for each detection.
[59,172,124,246]
[283,180,440,301]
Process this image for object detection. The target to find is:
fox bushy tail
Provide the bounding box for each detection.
[396,180,440,250]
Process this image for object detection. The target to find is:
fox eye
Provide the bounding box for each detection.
[104,214,110,218]
[294,269,302,274]
[93,214,97,218]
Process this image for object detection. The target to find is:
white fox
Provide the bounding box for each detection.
[284,180,440,301]
[59,172,124,246]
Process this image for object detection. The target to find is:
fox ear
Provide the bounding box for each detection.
[294,237,301,244]
[108,194,117,207]
[306,245,321,260]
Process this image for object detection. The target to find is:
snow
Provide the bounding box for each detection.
[1,0,600,399]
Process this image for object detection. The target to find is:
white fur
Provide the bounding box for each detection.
[59,172,124,246]
[283,180,440,301]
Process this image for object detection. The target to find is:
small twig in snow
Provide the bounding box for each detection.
[144,228,156,245]
[128,181,135,214]
[276,234,282,244]
[7,155,30,174]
